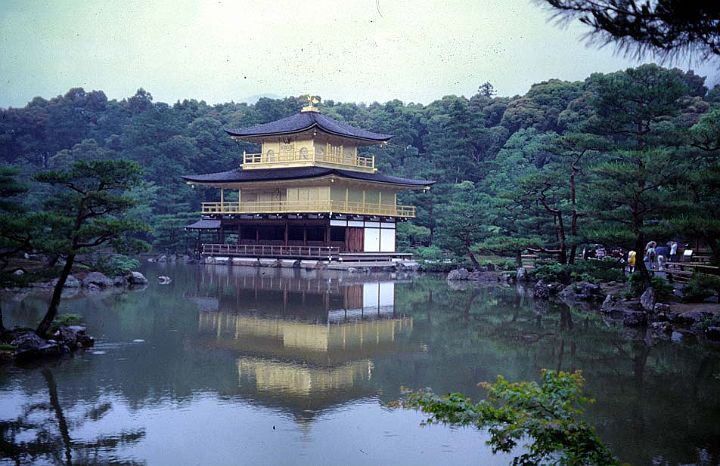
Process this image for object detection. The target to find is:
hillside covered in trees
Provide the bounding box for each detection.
[2,64,719,279]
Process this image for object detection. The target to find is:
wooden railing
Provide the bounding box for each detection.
[242,149,375,172]
[202,243,340,259]
[201,200,415,218]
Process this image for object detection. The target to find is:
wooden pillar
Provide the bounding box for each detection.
[344,226,349,252]
[303,226,307,246]
[325,223,330,245]
[238,224,242,244]
[284,221,288,246]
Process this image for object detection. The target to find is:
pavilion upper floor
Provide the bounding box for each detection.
[198,179,415,218]
[240,133,377,173]
[226,108,393,173]
[183,167,432,219]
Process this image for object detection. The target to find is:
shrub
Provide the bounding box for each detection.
[414,245,445,261]
[682,273,720,303]
[626,273,674,300]
[478,258,516,271]
[532,262,572,283]
[691,315,720,332]
[94,255,140,276]
[396,223,431,248]
[48,313,83,333]
[531,260,625,284]
[399,370,619,465]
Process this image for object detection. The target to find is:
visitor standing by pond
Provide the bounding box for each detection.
[627,250,636,273]
[645,241,657,270]
[669,241,678,264]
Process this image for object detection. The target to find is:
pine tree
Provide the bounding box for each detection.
[34,160,148,336]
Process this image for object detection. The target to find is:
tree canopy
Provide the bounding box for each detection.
[32,159,148,335]
[1,63,718,272]
[541,0,720,60]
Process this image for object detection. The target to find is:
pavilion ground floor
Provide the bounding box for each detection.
[187,215,407,261]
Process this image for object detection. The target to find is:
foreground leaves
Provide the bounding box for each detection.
[400,370,619,466]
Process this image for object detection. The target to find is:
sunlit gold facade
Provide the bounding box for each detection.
[184,100,433,255]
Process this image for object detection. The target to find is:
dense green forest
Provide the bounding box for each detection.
[2,64,719,280]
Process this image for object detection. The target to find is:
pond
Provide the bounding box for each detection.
[1,264,719,465]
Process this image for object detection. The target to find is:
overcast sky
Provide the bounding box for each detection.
[1,0,717,108]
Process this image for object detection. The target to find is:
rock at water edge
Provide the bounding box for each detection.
[82,271,114,288]
[640,287,656,312]
[128,271,148,285]
[447,268,470,281]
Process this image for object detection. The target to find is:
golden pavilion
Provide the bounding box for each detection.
[183,97,433,261]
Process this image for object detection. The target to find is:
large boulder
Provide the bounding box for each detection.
[640,287,656,312]
[601,294,615,312]
[533,280,550,299]
[534,281,564,299]
[650,321,673,335]
[675,310,715,325]
[653,302,671,313]
[127,271,148,285]
[516,267,528,282]
[622,311,648,327]
[54,325,94,349]
[53,325,95,349]
[83,271,114,288]
[395,261,420,272]
[112,276,126,287]
[447,268,470,281]
[11,332,45,352]
[52,274,81,288]
[11,332,64,360]
[559,281,603,302]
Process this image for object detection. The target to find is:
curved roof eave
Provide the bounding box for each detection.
[225,112,392,143]
[181,167,435,188]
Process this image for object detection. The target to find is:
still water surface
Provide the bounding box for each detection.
[1,264,719,465]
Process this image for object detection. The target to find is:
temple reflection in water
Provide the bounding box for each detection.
[191,266,416,420]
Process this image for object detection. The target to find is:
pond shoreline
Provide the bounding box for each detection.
[1,270,151,363]
[445,266,720,344]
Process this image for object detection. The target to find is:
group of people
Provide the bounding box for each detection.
[627,241,679,273]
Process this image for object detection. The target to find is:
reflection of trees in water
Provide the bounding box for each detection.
[388,277,720,465]
[1,368,145,466]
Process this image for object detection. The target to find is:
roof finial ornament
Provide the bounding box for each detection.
[301,95,320,113]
